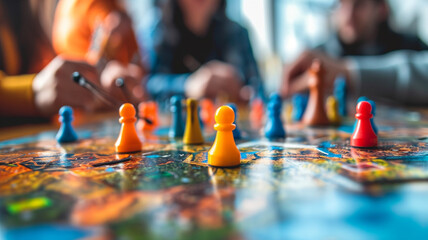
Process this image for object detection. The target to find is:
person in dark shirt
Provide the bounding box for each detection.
[142,0,263,102]
[318,0,428,57]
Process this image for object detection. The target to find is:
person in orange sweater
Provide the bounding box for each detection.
[0,1,103,118]
[52,0,146,102]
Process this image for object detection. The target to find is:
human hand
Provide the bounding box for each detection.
[33,56,100,116]
[100,60,148,105]
[185,61,244,101]
[281,50,351,98]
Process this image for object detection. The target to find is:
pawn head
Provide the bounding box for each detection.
[119,103,136,118]
[327,96,338,108]
[356,101,372,116]
[187,98,198,110]
[170,95,182,105]
[269,93,281,104]
[59,106,73,121]
[215,106,235,124]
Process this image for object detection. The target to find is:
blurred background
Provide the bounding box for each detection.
[125,0,428,94]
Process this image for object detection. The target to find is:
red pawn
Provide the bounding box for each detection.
[351,101,377,148]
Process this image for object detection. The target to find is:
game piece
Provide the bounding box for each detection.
[115,103,142,153]
[169,96,185,138]
[226,103,242,140]
[326,96,341,125]
[302,60,330,126]
[264,94,286,139]
[208,105,241,167]
[200,98,215,126]
[291,93,308,122]
[136,101,159,132]
[183,98,204,145]
[250,98,265,129]
[56,106,78,143]
[333,75,348,117]
[285,103,293,123]
[352,97,378,134]
[350,101,377,148]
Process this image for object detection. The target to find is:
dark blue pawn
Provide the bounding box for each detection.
[291,93,308,122]
[334,76,348,117]
[270,92,282,104]
[265,98,286,140]
[226,103,242,140]
[56,106,78,143]
[169,96,185,138]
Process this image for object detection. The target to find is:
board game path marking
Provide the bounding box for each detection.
[92,155,132,167]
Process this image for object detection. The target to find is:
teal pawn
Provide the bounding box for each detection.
[226,103,242,140]
[56,106,78,143]
[169,96,185,138]
[265,94,286,139]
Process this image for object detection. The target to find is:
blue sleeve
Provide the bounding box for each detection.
[146,73,190,100]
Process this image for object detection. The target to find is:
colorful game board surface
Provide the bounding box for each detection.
[2,105,428,239]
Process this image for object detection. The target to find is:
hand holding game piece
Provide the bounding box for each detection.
[183,98,204,145]
[56,106,78,143]
[326,96,341,125]
[32,57,100,116]
[351,101,377,148]
[100,60,147,105]
[115,103,142,153]
[301,60,330,126]
[208,105,241,167]
[281,50,351,98]
[169,96,185,138]
[184,61,243,102]
[226,103,242,140]
[264,93,286,140]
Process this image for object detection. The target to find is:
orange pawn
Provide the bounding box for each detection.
[115,103,142,153]
[208,106,241,167]
[302,60,330,126]
[136,101,159,132]
[200,98,215,126]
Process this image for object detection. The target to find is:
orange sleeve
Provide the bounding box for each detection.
[0,72,38,116]
[52,0,120,61]
[52,0,139,65]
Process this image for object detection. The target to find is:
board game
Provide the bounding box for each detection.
[2,104,428,240]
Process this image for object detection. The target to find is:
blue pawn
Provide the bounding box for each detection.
[291,93,308,122]
[198,106,204,130]
[334,76,348,117]
[56,106,78,143]
[169,96,185,138]
[269,92,282,104]
[265,96,286,139]
[226,103,242,140]
[367,99,378,134]
[352,97,377,134]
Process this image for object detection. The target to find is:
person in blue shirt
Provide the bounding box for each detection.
[141,0,264,102]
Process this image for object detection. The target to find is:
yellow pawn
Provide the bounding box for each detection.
[208,106,241,167]
[326,96,341,125]
[183,98,204,144]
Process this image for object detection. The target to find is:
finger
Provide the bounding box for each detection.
[284,72,311,97]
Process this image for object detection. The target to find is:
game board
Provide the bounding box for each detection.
[2,105,428,240]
